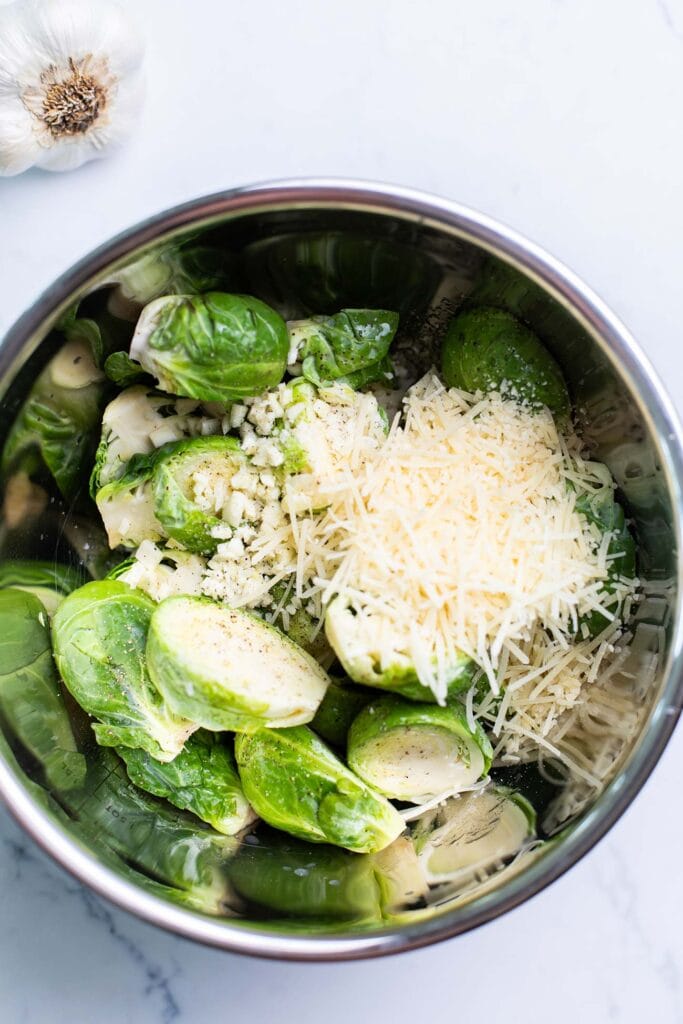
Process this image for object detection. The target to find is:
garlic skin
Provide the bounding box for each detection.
[0,0,144,176]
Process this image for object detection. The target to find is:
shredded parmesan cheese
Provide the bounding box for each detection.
[279,373,635,702]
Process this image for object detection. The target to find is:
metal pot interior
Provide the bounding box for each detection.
[0,184,680,959]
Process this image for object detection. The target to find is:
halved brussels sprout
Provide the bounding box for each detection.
[234,725,405,853]
[347,697,492,802]
[146,596,330,732]
[90,385,223,495]
[287,308,399,387]
[151,436,245,554]
[0,559,85,616]
[441,307,570,419]
[95,449,166,550]
[311,677,375,748]
[227,830,425,921]
[129,293,289,402]
[52,581,196,761]
[2,335,106,499]
[575,482,637,636]
[119,731,255,836]
[412,786,536,884]
[0,588,87,791]
[324,595,475,702]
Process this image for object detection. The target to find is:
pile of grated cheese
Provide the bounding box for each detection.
[280,374,635,702]
[122,372,638,724]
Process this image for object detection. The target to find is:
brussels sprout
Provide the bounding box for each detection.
[52,581,196,761]
[0,559,85,616]
[234,725,405,853]
[441,307,570,419]
[95,448,166,550]
[279,603,335,667]
[228,828,382,920]
[270,578,335,667]
[347,697,492,802]
[151,436,245,554]
[90,385,223,496]
[1,335,107,499]
[129,293,289,403]
[324,595,475,702]
[72,750,236,906]
[119,731,255,836]
[146,596,330,732]
[0,589,86,790]
[103,351,150,387]
[311,677,375,748]
[575,484,637,636]
[287,309,399,388]
[227,829,425,921]
[412,786,536,884]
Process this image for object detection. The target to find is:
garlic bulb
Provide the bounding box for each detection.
[0,0,144,176]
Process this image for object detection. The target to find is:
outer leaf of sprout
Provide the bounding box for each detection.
[52,581,196,761]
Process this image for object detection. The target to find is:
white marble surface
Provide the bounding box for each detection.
[1,0,683,1020]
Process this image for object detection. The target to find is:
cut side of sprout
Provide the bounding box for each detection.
[356,727,485,801]
[412,786,536,885]
[146,596,330,731]
[347,697,492,804]
[152,436,246,554]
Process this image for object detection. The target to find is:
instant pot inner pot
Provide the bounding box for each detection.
[0,202,676,944]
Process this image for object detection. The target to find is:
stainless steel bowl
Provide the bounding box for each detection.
[0,179,681,960]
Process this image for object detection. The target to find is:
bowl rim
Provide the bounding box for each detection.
[0,177,681,961]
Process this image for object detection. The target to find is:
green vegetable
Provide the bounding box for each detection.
[52,581,195,761]
[0,559,84,616]
[227,830,425,921]
[271,578,335,667]
[151,436,245,554]
[575,484,637,636]
[146,596,330,732]
[311,678,374,748]
[412,786,536,884]
[324,595,475,702]
[129,293,289,402]
[441,307,570,419]
[287,309,399,387]
[234,725,405,853]
[119,731,254,836]
[0,589,86,790]
[71,751,236,906]
[347,697,492,802]
[90,385,219,496]
[1,335,107,499]
[103,351,150,387]
[95,447,166,550]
